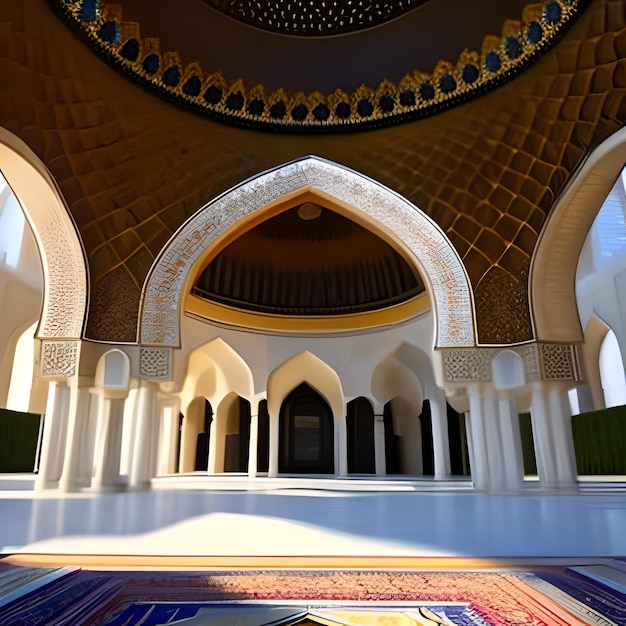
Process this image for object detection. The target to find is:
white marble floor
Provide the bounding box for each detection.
[1,476,626,558]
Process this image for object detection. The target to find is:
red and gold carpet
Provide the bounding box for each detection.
[0,558,623,625]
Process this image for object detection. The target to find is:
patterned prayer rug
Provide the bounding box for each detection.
[0,562,623,625]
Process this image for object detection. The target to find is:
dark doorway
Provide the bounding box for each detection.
[257,400,269,473]
[419,400,435,476]
[447,402,471,476]
[347,397,375,474]
[224,397,251,472]
[194,399,212,471]
[383,401,400,474]
[279,383,334,474]
[175,412,184,473]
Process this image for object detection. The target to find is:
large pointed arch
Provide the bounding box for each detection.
[0,127,87,339]
[140,156,474,348]
[531,127,626,344]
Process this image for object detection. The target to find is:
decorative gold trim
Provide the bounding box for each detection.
[184,291,431,335]
[52,0,587,132]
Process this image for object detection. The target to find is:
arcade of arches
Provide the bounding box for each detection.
[3,0,626,499]
[6,135,626,495]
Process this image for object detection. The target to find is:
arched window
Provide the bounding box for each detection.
[492,350,525,390]
[600,329,626,407]
[95,350,131,389]
[0,173,25,269]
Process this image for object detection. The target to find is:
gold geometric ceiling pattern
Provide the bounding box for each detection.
[0,0,625,343]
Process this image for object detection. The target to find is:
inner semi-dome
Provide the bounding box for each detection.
[192,203,426,316]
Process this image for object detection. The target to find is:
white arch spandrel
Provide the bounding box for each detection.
[179,337,254,410]
[140,156,475,348]
[266,350,344,420]
[0,127,87,339]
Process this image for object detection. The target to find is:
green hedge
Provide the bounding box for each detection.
[521,408,626,476]
[0,408,42,472]
[572,405,626,475]
[518,413,538,476]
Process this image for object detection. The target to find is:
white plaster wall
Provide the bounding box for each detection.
[0,206,43,409]
[576,174,626,374]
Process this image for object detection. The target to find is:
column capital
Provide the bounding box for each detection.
[439,342,583,385]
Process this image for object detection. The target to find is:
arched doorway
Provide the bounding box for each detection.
[346,397,375,474]
[279,383,334,474]
[257,399,270,473]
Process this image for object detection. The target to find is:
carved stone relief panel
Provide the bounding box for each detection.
[37,205,87,339]
[442,349,492,383]
[539,343,582,381]
[441,342,582,385]
[41,340,79,378]
[140,347,171,379]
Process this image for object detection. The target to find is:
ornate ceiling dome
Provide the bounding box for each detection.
[51,0,588,131]
[192,204,425,315]
[203,0,430,36]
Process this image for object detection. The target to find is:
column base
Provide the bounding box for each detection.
[84,482,127,493]
[34,478,60,491]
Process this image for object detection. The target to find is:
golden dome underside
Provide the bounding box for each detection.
[192,206,425,315]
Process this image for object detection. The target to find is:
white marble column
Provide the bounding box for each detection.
[482,395,506,492]
[207,417,219,473]
[336,415,348,477]
[58,380,90,492]
[464,410,476,482]
[572,384,595,414]
[149,394,162,479]
[91,392,126,490]
[498,393,524,491]
[548,384,578,488]
[35,381,70,490]
[374,414,386,476]
[429,388,451,480]
[530,382,559,489]
[268,411,279,477]
[76,390,98,486]
[128,381,158,490]
[156,399,180,476]
[248,413,259,478]
[467,385,489,490]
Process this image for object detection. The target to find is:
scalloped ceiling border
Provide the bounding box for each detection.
[52,0,587,131]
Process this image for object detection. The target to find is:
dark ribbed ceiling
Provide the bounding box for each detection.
[193,204,426,315]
